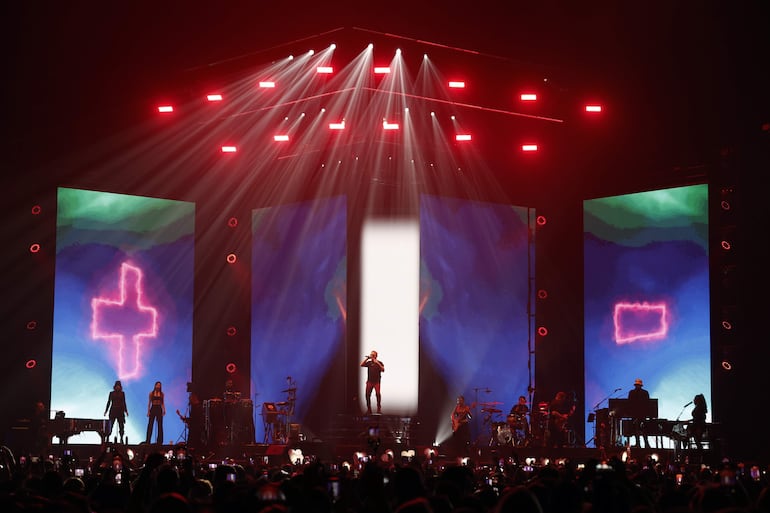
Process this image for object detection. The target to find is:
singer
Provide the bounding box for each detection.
[627,378,650,448]
[360,350,385,415]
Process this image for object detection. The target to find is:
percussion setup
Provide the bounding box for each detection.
[203,391,256,447]
[261,380,298,444]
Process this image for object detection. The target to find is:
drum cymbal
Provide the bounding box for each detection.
[276,402,288,406]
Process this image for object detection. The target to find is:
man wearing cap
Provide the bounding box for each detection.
[627,378,650,448]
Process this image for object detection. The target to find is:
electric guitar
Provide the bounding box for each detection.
[176,409,190,425]
[451,402,477,432]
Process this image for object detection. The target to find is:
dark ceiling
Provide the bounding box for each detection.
[3,1,767,202]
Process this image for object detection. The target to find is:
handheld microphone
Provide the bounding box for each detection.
[684,401,693,407]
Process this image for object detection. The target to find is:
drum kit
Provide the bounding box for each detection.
[479,401,531,447]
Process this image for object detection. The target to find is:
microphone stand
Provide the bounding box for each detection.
[593,388,622,411]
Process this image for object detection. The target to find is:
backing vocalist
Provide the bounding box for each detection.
[361,351,385,415]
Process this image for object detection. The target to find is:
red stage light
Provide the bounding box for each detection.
[721,320,733,330]
[207,94,223,102]
[537,326,549,337]
[522,144,539,152]
[721,240,731,250]
[29,243,41,253]
[455,134,472,141]
[221,146,237,153]
[520,93,537,101]
[157,105,174,113]
[26,320,38,330]
[536,215,547,226]
[585,104,603,112]
[226,326,238,337]
[329,121,345,130]
[317,66,333,74]
[448,81,466,88]
[26,359,37,369]
[31,205,42,215]
[226,253,237,264]
[374,67,391,74]
[274,134,290,141]
[537,289,548,299]
[226,362,237,374]
[259,81,276,88]
[383,121,399,130]
[227,217,238,228]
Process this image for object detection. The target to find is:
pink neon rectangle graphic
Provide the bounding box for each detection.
[521,144,538,151]
[157,105,174,113]
[329,122,345,130]
[585,105,602,112]
[317,66,333,74]
[383,122,399,130]
[455,134,472,141]
[273,134,289,141]
[207,94,223,101]
[448,81,465,88]
[520,93,537,101]
[259,81,276,88]
[613,301,668,344]
[374,67,391,74]
[221,146,237,153]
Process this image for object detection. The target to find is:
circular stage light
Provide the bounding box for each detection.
[26,359,37,369]
[226,326,238,337]
[226,363,237,374]
[226,253,237,264]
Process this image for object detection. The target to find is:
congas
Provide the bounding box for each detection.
[236,399,255,444]
[204,398,225,446]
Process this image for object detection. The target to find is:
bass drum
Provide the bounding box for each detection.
[496,424,513,445]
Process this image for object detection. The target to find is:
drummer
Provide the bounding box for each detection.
[508,395,530,444]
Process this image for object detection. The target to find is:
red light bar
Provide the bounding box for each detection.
[448,81,465,88]
[259,81,276,88]
[585,104,602,112]
[455,134,472,141]
[383,121,399,130]
[274,134,289,141]
[329,121,345,130]
[221,145,237,153]
[317,66,333,74]
[522,144,539,152]
[157,105,174,113]
[520,93,537,101]
[374,67,391,74]
[207,94,223,102]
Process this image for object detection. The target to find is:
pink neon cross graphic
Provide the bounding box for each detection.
[91,262,159,379]
[613,301,669,344]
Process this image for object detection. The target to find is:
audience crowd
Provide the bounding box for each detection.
[1,444,769,513]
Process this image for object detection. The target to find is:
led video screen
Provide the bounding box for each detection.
[420,195,532,445]
[52,188,195,445]
[583,184,711,447]
[251,196,347,444]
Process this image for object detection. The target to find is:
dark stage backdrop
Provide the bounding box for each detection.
[583,184,711,447]
[251,196,347,444]
[419,195,532,446]
[51,187,194,445]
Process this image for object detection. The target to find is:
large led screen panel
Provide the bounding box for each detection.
[420,195,532,445]
[52,188,194,445]
[251,196,347,444]
[584,184,711,448]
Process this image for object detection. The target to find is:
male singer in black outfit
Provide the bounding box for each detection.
[360,350,385,415]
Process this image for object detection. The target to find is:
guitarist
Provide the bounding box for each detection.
[450,395,473,455]
[548,391,575,448]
